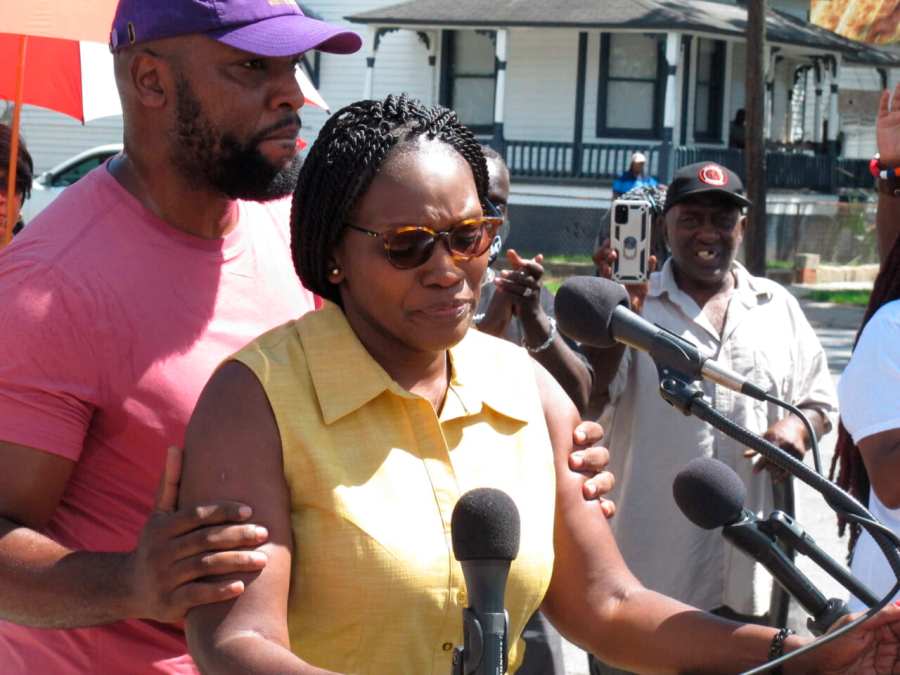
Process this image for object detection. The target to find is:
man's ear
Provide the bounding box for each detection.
[130,52,169,109]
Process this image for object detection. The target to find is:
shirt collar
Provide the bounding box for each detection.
[730,260,773,308]
[300,303,413,425]
[301,303,530,426]
[649,258,772,308]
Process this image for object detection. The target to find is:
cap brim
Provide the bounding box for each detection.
[666,187,752,211]
[210,14,362,57]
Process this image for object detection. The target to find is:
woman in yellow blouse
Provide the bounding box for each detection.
[180,95,900,674]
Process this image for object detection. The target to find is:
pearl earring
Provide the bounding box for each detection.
[329,266,341,277]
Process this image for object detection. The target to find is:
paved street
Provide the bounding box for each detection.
[558,292,867,674]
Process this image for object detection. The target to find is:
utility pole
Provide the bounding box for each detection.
[744,0,767,276]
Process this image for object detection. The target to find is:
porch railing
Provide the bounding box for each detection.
[502,140,873,192]
[504,141,661,180]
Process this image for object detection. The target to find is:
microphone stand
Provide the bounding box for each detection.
[724,510,848,634]
[762,510,879,608]
[656,368,900,596]
[451,607,509,675]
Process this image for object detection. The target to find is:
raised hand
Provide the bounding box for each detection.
[877,82,900,166]
[495,249,545,318]
[592,238,657,314]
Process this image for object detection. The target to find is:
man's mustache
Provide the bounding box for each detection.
[252,115,303,145]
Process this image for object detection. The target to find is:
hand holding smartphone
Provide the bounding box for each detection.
[610,199,652,284]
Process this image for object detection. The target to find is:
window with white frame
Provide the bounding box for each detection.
[597,33,665,138]
[440,31,496,133]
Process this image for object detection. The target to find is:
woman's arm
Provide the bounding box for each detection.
[533,360,784,673]
[531,360,900,674]
[180,361,338,675]
[859,429,900,509]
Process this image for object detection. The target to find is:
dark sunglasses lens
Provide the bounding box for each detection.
[386,230,435,268]
[449,224,489,256]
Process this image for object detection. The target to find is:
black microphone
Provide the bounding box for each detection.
[450,487,520,675]
[554,275,768,400]
[673,457,849,635]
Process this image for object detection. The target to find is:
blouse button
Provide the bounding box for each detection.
[442,642,454,652]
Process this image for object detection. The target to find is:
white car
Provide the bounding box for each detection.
[21,143,123,224]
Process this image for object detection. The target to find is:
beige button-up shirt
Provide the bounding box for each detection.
[604,260,837,614]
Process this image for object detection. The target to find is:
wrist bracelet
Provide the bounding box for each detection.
[523,317,557,354]
[768,626,795,674]
[869,153,900,179]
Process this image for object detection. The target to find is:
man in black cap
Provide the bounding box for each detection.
[586,162,837,674]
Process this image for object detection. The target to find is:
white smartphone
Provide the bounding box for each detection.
[610,199,652,284]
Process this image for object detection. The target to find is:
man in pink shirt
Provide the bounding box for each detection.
[0,2,361,672]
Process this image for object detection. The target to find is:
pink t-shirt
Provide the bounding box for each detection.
[0,166,316,673]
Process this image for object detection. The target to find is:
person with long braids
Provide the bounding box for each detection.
[832,83,900,612]
[179,94,900,674]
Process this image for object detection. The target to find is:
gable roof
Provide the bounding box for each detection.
[346,0,900,66]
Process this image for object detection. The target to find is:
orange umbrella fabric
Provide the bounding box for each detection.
[1,0,119,44]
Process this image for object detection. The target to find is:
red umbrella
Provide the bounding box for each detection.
[1,0,119,246]
[0,35,120,125]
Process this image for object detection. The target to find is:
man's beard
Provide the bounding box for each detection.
[171,77,303,201]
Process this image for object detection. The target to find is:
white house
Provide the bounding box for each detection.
[13,0,900,255]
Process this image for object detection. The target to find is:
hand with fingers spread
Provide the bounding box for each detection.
[123,446,268,623]
[592,238,658,314]
[877,82,900,166]
[569,421,616,518]
[494,249,545,319]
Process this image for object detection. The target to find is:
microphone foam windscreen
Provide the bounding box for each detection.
[554,276,629,348]
[451,488,521,562]
[672,457,746,530]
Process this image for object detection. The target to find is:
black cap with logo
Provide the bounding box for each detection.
[662,162,752,213]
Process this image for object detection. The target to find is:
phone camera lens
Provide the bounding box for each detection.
[614,205,629,224]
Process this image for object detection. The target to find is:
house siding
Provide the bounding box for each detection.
[18,108,123,173]
[279,0,436,140]
[10,1,897,178]
[504,29,578,143]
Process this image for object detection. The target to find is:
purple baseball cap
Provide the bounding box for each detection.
[109,0,362,57]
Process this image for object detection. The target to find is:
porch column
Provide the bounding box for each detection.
[685,37,698,146]
[491,28,509,152]
[813,58,823,146]
[827,55,841,157]
[721,41,734,146]
[571,32,588,177]
[428,31,439,106]
[363,25,377,99]
[764,47,776,140]
[660,32,681,183]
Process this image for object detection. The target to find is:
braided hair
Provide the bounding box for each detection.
[830,232,900,558]
[292,94,490,306]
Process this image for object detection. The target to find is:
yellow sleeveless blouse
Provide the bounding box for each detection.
[233,302,556,674]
